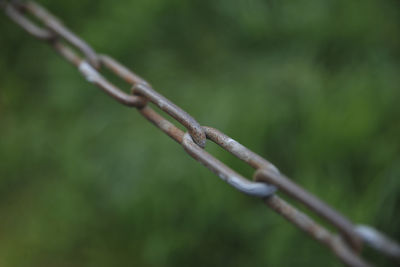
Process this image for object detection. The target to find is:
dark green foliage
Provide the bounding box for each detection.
[0,0,399,266]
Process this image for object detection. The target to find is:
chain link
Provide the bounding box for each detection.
[2,1,400,266]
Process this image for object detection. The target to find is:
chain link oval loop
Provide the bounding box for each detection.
[4,1,54,40]
[132,83,206,147]
[9,0,100,68]
[204,126,362,251]
[182,132,277,197]
[79,60,146,107]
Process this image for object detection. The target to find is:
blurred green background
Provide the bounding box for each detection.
[1,0,399,266]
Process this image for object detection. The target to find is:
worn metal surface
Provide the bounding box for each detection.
[205,126,362,251]
[24,1,100,67]
[132,83,206,147]
[99,54,149,86]
[10,0,99,67]
[255,168,362,251]
[5,3,54,40]
[79,60,147,107]
[182,132,277,197]
[264,195,370,267]
[2,1,399,266]
[356,225,400,261]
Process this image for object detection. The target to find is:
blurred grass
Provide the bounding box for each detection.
[0,0,399,266]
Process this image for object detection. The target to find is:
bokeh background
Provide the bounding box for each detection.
[1,0,399,266]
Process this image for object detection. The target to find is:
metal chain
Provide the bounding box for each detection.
[2,1,400,266]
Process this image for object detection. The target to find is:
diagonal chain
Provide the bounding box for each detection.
[2,1,400,266]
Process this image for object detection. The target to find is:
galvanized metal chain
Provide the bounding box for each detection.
[2,1,399,266]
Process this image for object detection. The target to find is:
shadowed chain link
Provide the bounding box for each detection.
[2,1,399,266]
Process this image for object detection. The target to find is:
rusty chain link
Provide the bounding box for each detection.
[2,1,400,266]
